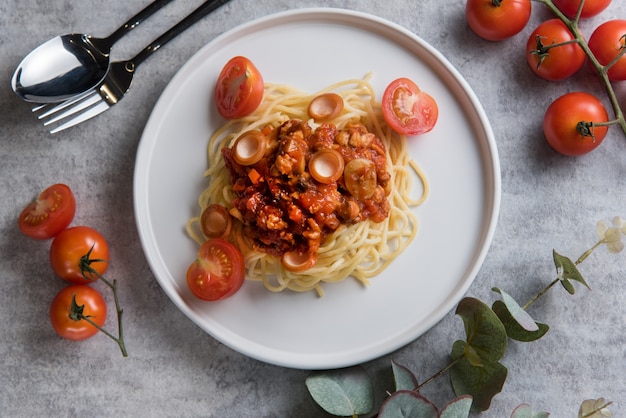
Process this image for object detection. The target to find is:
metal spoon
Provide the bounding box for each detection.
[11,0,172,103]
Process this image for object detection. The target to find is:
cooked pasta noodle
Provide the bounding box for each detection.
[186,74,428,296]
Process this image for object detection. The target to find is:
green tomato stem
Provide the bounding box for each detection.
[79,248,128,357]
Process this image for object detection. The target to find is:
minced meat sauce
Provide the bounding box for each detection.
[222,119,391,258]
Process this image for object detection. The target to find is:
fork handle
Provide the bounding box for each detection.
[130,0,231,68]
[104,0,174,46]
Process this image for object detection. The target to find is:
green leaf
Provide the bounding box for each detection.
[492,300,549,342]
[511,403,550,418]
[455,297,508,362]
[378,391,438,418]
[553,250,591,294]
[391,360,418,391]
[492,288,538,332]
[440,395,473,418]
[305,366,374,416]
[450,340,508,412]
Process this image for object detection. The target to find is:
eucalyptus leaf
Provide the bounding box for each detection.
[492,287,538,332]
[553,250,591,294]
[560,278,576,295]
[492,300,549,342]
[450,340,508,412]
[305,366,374,416]
[378,390,438,418]
[511,403,551,418]
[455,297,508,362]
[440,395,473,418]
[391,360,419,391]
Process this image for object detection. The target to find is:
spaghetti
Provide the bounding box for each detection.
[187,75,428,296]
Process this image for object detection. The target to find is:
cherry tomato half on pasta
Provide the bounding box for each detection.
[215,56,264,119]
[186,239,245,301]
[382,78,438,136]
[526,19,585,81]
[588,20,626,81]
[465,0,532,41]
[50,226,110,284]
[50,284,107,340]
[553,0,611,18]
[543,92,609,156]
[18,183,76,240]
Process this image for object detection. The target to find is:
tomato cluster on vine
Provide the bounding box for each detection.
[465,0,625,156]
[18,184,127,355]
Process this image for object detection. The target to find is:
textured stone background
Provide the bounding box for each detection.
[1,0,625,416]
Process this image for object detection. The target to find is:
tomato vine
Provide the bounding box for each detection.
[535,0,626,137]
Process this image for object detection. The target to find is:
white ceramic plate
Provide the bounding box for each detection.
[134,8,500,370]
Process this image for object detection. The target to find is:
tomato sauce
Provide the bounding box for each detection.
[223,119,391,258]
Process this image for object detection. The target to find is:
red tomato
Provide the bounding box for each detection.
[382,78,438,136]
[466,0,532,41]
[553,0,611,18]
[543,92,609,156]
[18,183,76,240]
[526,19,585,81]
[215,56,264,119]
[186,239,245,301]
[588,20,626,81]
[50,226,109,284]
[50,284,107,340]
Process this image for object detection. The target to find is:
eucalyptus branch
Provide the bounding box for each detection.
[413,356,463,391]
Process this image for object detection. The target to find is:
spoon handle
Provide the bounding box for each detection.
[130,0,231,67]
[105,0,174,45]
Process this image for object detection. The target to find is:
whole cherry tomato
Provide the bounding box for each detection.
[50,226,110,284]
[18,183,76,240]
[382,78,438,136]
[526,19,585,81]
[553,0,611,19]
[215,56,264,119]
[588,20,626,81]
[50,284,107,340]
[186,239,245,301]
[543,92,609,156]
[465,0,532,41]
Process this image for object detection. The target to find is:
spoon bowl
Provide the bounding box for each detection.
[12,35,109,103]
[11,0,171,103]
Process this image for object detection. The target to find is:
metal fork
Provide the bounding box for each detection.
[36,0,231,134]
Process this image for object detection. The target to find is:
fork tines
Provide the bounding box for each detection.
[32,90,110,134]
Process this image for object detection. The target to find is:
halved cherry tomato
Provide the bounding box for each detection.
[50,226,109,284]
[18,183,76,240]
[50,284,107,341]
[553,0,611,19]
[186,239,245,301]
[588,20,626,81]
[215,56,264,119]
[382,78,438,136]
[526,19,585,81]
[543,92,609,156]
[466,0,532,41]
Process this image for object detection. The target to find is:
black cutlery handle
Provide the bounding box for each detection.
[105,0,174,45]
[132,0,231,67]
